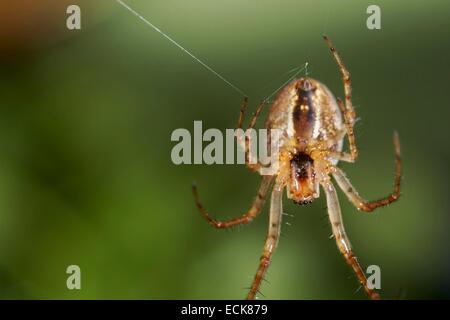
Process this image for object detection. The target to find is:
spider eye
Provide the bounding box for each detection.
[301,79,312,91]
[293,199,314,206]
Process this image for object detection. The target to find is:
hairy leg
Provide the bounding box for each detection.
[247,182,284,299]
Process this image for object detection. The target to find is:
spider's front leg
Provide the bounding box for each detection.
[322,180,381,300]
[193,175,274,228]
[236,97,268,172]
[247,182,284,300]
[323,35,358,162]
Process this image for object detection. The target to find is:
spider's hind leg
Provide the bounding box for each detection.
[322,180,381,300]
[247,183,283,300]
[332,132,402,212]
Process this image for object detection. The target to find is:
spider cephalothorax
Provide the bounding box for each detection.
[288,152,319,205]
[193,35,402,300]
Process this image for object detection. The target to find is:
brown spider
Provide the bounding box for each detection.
[193,35,402,300]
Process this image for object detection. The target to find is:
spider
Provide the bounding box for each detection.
[192,35,402,300]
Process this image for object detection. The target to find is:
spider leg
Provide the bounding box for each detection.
[337,97,357,160]
[332,132,402,212]
[247,182,284,300]
[236,98,268,172]
[322,180,381,300]
[323,35,358,162]
[193,175,274,228]
[236,96,249,129]
[323,151,356,163]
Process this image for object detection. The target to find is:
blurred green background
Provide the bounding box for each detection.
[0,0,449,299]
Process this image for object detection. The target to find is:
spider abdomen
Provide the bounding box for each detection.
[265,77,344,154]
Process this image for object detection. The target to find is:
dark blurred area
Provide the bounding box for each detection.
[0,0,449,299]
